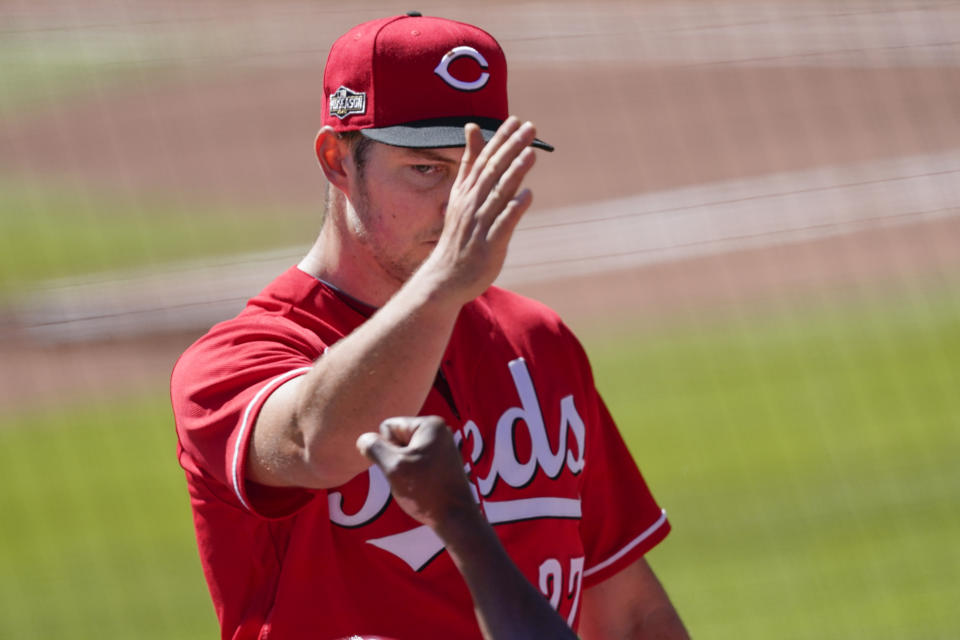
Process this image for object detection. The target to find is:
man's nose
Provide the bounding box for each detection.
[439,176,458,217]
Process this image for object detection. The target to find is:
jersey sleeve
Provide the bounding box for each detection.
[562,325,670,588]
[170,315,320,518]
[579,393,671,587]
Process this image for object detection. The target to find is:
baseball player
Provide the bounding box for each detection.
[171,12,688,640]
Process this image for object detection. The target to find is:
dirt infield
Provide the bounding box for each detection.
[5,63,960,212]
[2,1,959,411]
[3,212,958,411]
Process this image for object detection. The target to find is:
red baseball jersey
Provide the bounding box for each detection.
[171,266,670,640]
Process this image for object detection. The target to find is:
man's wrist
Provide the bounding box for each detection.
[398,264,460,312]
[432,502,493,552]
[406,252,487,312]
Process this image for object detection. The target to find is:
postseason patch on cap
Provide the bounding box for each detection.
[329,86,366,120]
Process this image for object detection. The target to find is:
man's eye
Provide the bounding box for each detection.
[411,164,439,175]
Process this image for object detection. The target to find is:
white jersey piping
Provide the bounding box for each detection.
[582,509,668,578]
[231,367,313,512]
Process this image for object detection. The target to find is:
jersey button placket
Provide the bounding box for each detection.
[442,362,487,513]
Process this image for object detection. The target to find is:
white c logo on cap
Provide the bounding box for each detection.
[434,46,490,92]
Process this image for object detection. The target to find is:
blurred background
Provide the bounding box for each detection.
[1,1,958,638]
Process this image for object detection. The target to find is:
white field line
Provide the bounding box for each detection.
[499,148,960,286]
[14,148,960,343]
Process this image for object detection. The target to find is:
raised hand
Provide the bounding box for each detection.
[419,117,538,304]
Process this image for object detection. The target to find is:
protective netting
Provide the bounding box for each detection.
[1,2,958,638]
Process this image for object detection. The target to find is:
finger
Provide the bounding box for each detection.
[490,144,537,205]
[477,121,534,190]
[466,116,523,186]
[476,141,536,225]
[379,417,419,446]
[406,415,450,448]
[472,122,537,208]
[456,123,485,184]
[356,432,397,470]
[487,187,533,246]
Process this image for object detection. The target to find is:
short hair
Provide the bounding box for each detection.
[337,131,375,176]
[322,132,375,227]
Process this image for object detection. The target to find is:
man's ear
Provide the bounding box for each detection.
[315,126,351,192]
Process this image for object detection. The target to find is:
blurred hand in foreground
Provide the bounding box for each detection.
[357,416,476,533]
[357,416,579,640]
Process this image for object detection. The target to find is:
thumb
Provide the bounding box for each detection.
[356,432,396,470]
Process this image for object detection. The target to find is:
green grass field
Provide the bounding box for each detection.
[1,285,958,638]
[0,393,217,639]
[0,178,318,300]
[0,28,211,115]
[592,287,960,639]
[0,40,140,114]
[1,39,322,303]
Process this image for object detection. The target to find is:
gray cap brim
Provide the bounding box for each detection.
[360,116,554,151]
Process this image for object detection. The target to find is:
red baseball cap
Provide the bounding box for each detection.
[322,12,553,151]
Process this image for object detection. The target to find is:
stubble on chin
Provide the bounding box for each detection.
[379,246,433,286]
[350,181,443,287]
